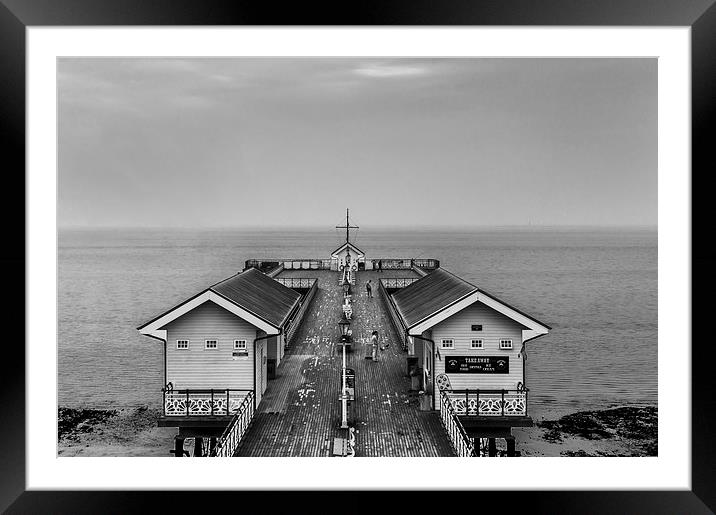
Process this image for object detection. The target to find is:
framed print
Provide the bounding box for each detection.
[4,0,715,512]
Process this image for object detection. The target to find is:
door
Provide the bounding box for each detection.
[258,345,264,392]
[261,347,268,392]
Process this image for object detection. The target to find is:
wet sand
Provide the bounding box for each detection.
[58,405,657,457]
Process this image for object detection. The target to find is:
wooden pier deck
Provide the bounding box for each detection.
[235,269,455,457]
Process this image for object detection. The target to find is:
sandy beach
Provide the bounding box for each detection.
[58,405,656,458]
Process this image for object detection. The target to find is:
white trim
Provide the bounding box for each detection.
[330,241,365,259]
[408,290,549,340]
[138,290,279,340]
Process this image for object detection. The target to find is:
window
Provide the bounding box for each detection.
[232,339,249,359]
[471,339,483,349]
[499,339,513,349]
[205,340,218,349]
[176,340,189,350]
[441,339,454,349]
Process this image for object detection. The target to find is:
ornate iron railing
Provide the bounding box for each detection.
[444,389,528,417]
[210,390,255,457]
[162,389,253,417]
[380,277,419,289]
[438,390,475,457]
[276,277,317,289]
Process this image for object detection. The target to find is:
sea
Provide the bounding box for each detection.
[57,227,657,420]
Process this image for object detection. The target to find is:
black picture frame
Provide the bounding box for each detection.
[4,1,714,513]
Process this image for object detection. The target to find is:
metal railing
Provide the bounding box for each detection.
[439,390,475,457]
[246,257,439,272]
[380,277,419,289]
[162,389,253,417]
[378,280,410,351]
[276,277,317,289]
[283,259,333,270]
[210,390,256,457]
[371,258,440,270]
[444,389,528,417]
[284,278,319,347]
[244,260,281,273]
[245,258,333,271]
[412,259,440,270]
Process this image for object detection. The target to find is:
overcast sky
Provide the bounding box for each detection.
[58,58,656,228]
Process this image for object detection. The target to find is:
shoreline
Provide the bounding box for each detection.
[58,404,657,458]
[515,405,657,457]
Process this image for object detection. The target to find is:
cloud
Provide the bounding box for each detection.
[353,64,429,78]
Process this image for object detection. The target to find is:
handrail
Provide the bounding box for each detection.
[162,388,253,417]
[210,390,256,457]
[371,258,440,270]
[284,279,319,347]
[380,277,419,289]
[438,389,475,457]
[378,280,410,351]
[275,277,318,289]
[444,389,529,417]
[246,257,439,271]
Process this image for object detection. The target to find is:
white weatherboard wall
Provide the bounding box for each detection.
[163,301,259,390]
[431,301,525,390]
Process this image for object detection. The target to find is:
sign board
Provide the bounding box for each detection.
[445,356,509,374]
[471,324,483,331]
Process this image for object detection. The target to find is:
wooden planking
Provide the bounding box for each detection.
[235,269,454,457]
[236,271,341,456]
[431,302,525,390]
[349,271,454,457]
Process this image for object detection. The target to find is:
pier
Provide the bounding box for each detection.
[235,269,454,457]
[138,210,549,458]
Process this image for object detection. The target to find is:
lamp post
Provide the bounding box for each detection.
[338,318,350,429]
[339,317,352,351]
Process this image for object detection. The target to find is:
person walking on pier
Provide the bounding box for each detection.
[378,259,382,272]
[366,279,373,298]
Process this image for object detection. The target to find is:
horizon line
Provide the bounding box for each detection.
[57,223,658,230]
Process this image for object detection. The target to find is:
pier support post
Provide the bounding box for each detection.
[209,437,217,454]
[173,437,185,458]
[488,438,497,457]
[194,437,204,457]
[506,437,516,457]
